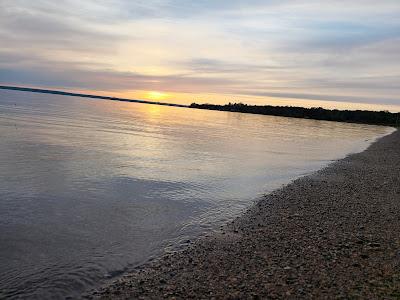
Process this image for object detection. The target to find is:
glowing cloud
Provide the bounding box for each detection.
[0,0,399,111]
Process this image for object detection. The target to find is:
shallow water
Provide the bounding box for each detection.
[0,90,393,299]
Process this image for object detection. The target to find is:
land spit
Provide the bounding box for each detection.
[91,129,399,299]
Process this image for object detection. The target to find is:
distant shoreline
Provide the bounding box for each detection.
[190,103,400,127]
[0,85,188,108]
[1,85,398,127]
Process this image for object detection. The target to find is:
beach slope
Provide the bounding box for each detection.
[93,129,399,299]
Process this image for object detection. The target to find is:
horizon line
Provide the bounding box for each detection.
[0,85,189,108]
[0,85,397,114]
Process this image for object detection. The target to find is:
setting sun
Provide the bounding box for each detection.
[1,1,400,298]
[147,91,167,101]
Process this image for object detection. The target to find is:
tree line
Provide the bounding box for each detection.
[190,102,400,127]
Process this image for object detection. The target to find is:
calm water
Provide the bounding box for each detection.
[0,90,393,299]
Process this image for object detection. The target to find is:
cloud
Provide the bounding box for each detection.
[0,65,239,93]
[0,0,399,108]
[0,1,123,51]
[237,91,400,106]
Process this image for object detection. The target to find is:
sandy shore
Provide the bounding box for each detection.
[91,129,400,299]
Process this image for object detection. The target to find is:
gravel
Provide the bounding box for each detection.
[90,129,400,299]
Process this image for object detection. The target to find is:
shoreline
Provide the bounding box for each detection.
[0,85,188,108]
[91,129,400,299]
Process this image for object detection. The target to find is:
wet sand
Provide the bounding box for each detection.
[92,129,399,299]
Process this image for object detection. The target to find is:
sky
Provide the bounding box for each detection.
[0,0,399,111]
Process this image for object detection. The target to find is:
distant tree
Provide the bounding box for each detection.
[189,102,399,127]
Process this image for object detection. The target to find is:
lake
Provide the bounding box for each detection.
[0,90,393,299]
